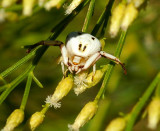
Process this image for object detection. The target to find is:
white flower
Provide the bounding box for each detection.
[45,95,61,109]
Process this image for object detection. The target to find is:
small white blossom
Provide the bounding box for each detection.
[45,95,61,109]
[45,75,73,108]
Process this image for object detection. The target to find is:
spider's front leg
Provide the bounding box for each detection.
[100,51,127,74]
[25,40,64,53]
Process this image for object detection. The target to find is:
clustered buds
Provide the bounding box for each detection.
[105,117,126,131]
[109,3,126,37]
[2,109,24,131]
[45,75,74,108]
[109,0,144,37]
[74,66,108,95]
[27,112,44,131]
[68,101,98,131]
[147,97,160,130]
[121,3,138,31]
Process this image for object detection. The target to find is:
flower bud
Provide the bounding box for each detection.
[68,101,98,131]
[121,3,138,31]
[0,9,6,23]
[74,66,108,95]
[2,109,24,131]
[27,112,44,131]
[38,0,46,6]
[45,75,74,108]
[109,3,126,37]
[105,117,126,131]
[147,97,160,130]
[44,0,61,11]
[23,0,36,16]
[65,0,84,15]
[133,0,144,8]
[1,0,16,8]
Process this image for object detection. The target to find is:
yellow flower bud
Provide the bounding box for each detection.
[45,75,74,108]
[44,0,61,11]
[23,0,36,16]
[109,3,126,37]
[121,3,138,31]
[147,97,160,130]
[68,101,98,131]
[65,0,84,15]
[105,117,126,131]
[2,109,24,131]
[74,66,108,95]
[28,112,44,131]
[1,0,16,8]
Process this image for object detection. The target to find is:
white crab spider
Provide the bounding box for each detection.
[27,32,126,74]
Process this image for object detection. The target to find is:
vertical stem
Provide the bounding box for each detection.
[20,72,33,110]
[95,31,127,102]
[125,72,160,131]
[82,0,96,32]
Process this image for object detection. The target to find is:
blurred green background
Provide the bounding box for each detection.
[0,0,160,131]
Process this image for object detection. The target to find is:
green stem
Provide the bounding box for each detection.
[20,72,33,111]
[82,0,96,32]
[41,103,50,114]
[155,80,160,97]
[125,72,160,131]
[32,72,43,88]
[91,0,115,36]
[95,31,127,102]
[0,65,34,105]
[0,48,38,78]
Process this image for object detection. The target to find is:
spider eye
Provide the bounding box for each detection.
[83,46,87,51]
[91,37,95,40]
[79,44,82,50]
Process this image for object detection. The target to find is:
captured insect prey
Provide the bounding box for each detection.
[26,32,126,74]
